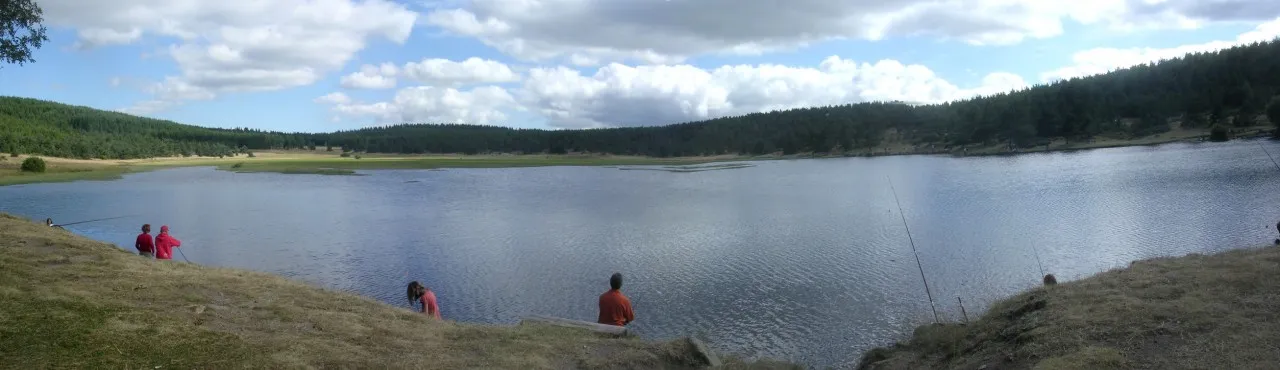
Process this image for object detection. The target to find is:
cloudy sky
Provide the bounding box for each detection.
[1,0,1279,132]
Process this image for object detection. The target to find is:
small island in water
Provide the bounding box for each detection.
[617,163,758,173]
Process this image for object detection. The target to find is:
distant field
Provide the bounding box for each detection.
[0,151,741,184]
[0,156,131,186]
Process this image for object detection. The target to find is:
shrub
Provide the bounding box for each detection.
[9,152,17,157]
[247,152,256,158]
[231,163,243,169]
[339,152,351,158]
[1209,125,1230,142]
[21,157,46,173]
[354,155,362,160]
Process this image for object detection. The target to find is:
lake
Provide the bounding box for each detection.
[3,140,1279,368]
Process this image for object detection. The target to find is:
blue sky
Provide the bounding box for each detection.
[1,0,1277,132]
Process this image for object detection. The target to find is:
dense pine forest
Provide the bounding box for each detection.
[3,39,1280,159]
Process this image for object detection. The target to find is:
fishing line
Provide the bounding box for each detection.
[177,247,192,263]
[887,176,940,324]
[56,214,140,227]
[1029,241,1047,278]
[1259,140,1280,172]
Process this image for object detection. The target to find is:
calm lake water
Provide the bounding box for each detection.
[4,140,1280,368]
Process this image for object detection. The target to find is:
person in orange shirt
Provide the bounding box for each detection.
[597,272,635,327]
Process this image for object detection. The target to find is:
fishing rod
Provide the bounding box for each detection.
[887,176,940,324]
[177,247,192,263]
[55,214,140,227]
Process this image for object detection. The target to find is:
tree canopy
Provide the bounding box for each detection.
[2,38,1279,159]
[0,0,48,67]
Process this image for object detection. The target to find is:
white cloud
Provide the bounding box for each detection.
[1041,17,1280,82]
[147,77,217,101]
[119,100,178,115]
[315,92,352,105]
[336,57,520,90]
[1120,0,1280,25]
[41,0,418,110]
[320,57,523,125]
[401,57,521,86]
[318,86,517,125]
[73,28,143,49]
[420,0,1280,65]
[341,63,400,89]
[320,55,1030,130]
[519,56,1028,129]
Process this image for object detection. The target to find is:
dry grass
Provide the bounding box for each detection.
[0,213,775,369]
[858,245,1280,370]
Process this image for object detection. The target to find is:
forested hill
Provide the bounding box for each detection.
[0,98,305,159]
[4,39,1280,159]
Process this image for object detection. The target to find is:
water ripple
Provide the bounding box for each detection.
[2,140,1279,369]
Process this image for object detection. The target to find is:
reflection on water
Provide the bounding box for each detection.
[3,140,1279,368]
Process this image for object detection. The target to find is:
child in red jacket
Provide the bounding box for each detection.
[135,224,155,258]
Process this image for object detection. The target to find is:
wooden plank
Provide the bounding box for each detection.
[689,338,722,368]
[520,315,629,336]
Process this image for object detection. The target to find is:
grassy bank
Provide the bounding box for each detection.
[858,244,1280,370]
[0,155,134,186]
[0,214,793,369]
[0,152,742,185]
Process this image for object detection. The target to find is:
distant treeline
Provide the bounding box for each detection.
[3,39,1280,159]
[0,100,304,159]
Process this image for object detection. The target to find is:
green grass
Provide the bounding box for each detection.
[859,244,1280,370]
[0,165,133,186]
[0,213,796,369]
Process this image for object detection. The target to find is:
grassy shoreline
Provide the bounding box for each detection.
[0,213,796,369]
[0,153,742,185]
[858,244,1280,370]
